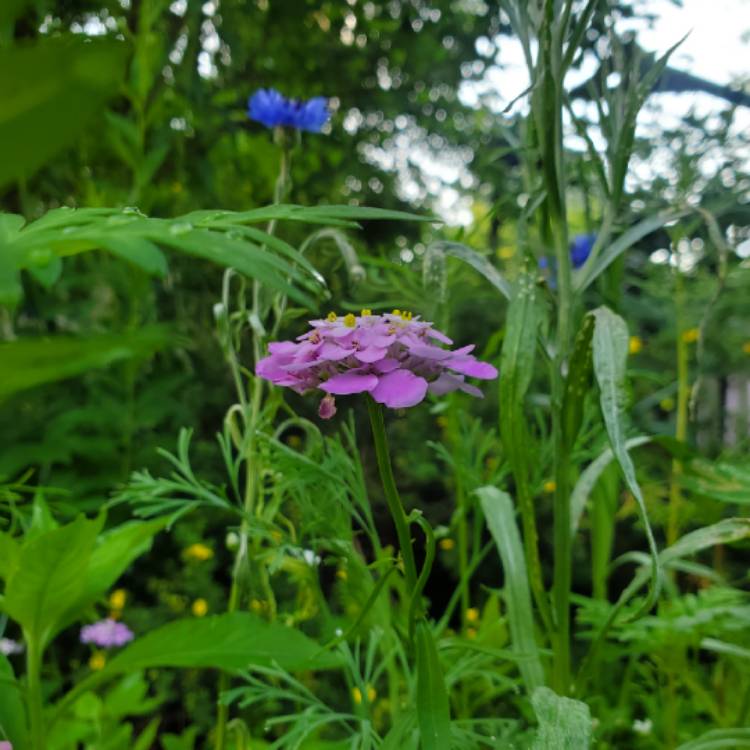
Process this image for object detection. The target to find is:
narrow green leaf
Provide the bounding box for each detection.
[570,436,652,537]
[561,313,594,447]
[0,653,27,749]
[576,211,687,291]
[424,241,512,300]
[0,326,171,401]
[100,236,168,277]
[700,638,750,661]
[477,486,545,693]
[531,687,592,750]
[102,612,341,676]
[591,307,660,615]
[675,728,750,750]
[415,619,452,750]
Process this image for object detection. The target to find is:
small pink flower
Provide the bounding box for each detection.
[0,741,13,750]
[256,310,498,417]
[80,619,134,648]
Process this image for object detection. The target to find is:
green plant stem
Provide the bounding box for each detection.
[214,136,291,750]
[668,270,689,547]
[27,638,44,750]
[366,397,418,597]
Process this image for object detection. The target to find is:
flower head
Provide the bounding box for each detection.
[570,233,596,269]
[192,598,209,617]
[256,310,498,418]
[80,619,134,649]
[248,88,329,132]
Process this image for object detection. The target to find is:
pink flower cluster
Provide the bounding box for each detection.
[256,310,498,418]
[80,619,134,648]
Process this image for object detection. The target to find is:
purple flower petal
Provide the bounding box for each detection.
[446,357,498,379]
[406,343,453,360]
[371,369,428,408]
[319,342,353,361]
[320,372,379,395]
[427,328,453,345]
[373,358,401,373]
[355,346,389,363]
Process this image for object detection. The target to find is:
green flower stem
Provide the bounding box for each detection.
[27,637,44,750]
[366,397,418,598]
[214,136,292,750]
[668,269,689,547]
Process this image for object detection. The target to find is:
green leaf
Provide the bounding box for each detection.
[0,531,20,580]
[0,326,171,401]
[424,241,512,300]
[56,516,171,635]
[477,486,545,693]
[575,211,687,292]
[3,515,103,647]
[99,236,168,277]
[0,36,127,188]
[531,687,592,750]
[561,313,594,446]
[415,619,452,750]
[591,307,660,615]
[0,653,27,748]
[675,728,750,750]
[101,612,341,676]
[570,436,652,537]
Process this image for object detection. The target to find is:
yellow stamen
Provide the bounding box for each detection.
[361,308,372,317]
[391,309,401,317]
[343,313,357,327]
[402,310,413,321]
[327,311,337,322]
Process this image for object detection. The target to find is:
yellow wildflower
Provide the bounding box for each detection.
[439,538,455,552]
[682,328,699,344]
[89,651,106,671]
[109,588,127,611]
[327,311,338,322]
[191,598,209,617]
[543,480,556,493]
[183,543,214,562]
[629,336,642,355]
[466,607,480,624]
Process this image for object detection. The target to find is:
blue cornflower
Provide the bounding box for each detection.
[569,233,596,269]
[248,88,330,132]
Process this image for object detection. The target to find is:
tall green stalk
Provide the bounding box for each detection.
[214,134,292,750]
[366,397,419,597]
[27,637,44,750]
